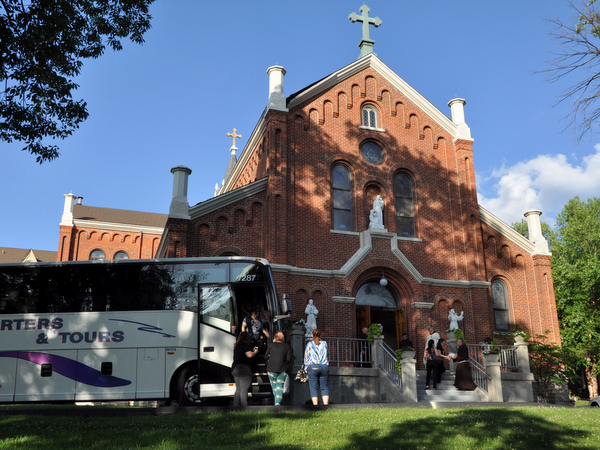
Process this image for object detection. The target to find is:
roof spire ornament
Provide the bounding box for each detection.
[226,128,242,149]
[349,4,382,58]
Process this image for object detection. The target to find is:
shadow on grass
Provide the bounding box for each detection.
[0,407,592,449]
[345,408,586,449]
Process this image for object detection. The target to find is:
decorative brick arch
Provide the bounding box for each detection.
[213,246,245,257]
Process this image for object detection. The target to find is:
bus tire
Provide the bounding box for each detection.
[175,364,203,406]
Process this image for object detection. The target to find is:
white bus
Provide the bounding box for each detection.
[0,257,290,405]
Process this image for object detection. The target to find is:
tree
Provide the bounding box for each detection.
[0,0,154,163]
[551,196,600,399]
[545,0,600,141]
[528,332,572,403]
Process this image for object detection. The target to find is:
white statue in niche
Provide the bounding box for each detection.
[448,308,464,331]
[304,299,318,337]
[369,195,385,229]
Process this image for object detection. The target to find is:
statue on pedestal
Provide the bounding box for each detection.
[448,308,464,331]
[369,195,385,229]
[304,299,318,337]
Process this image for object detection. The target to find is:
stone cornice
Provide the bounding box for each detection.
[411,302,435,309]
[73,220,163,235]
[332,296,355,303]
[190,177,268,220]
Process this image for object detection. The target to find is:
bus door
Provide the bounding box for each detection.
[197,285,237,391]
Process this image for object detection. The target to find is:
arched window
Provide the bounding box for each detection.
[491,279,510,331]
[332,164,353,231]
[394,172,415,237]
[114,251,129,260]
[356,282,397,308]
[89,249,106,261]
[362,105,378,128]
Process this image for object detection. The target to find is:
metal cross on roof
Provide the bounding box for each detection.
[348,4,382,58]
[227,128,242,148]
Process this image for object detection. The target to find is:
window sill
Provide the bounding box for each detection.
[330,229,360,236]
[359,125,386,133]
[396,236,422,243]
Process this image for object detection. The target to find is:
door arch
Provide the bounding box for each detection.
[355,280,405,349]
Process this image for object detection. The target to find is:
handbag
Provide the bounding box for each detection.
[294,364,308,383]
[283,373,290,394]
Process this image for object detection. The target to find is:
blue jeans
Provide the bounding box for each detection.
[307,364,329,398]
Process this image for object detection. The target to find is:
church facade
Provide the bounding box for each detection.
[158,41,559,355]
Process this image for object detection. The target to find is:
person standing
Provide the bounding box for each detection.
[423,325,440,366]
[423,339,438,390]
[231,331,258,407]
[266,331,292,406]
[449,338,476,390]
[242,306,270,349]
[436,338,447,384]
[304,329,329,405]
[398,333,413,349]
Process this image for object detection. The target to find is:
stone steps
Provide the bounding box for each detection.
[416,370,481,403]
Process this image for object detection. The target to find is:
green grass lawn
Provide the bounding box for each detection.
[1,406,598,449]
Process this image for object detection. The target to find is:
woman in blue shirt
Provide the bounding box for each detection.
[304,328,329,405]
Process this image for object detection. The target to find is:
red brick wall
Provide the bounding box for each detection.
[481,222,561,344]
[163,65,558,352]
[58,225,162,261]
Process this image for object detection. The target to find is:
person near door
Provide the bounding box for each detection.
[304,329,329,405]
[231,331,258,407]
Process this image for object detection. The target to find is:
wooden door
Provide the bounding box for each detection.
[356,305,371,335]
[395,309,404,348]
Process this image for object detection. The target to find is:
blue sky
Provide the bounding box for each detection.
[2,1,599,252]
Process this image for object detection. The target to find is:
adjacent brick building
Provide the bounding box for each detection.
[58,193,166,262]
[158,52,560,354]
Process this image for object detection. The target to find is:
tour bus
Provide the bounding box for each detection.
[0,257,290,405]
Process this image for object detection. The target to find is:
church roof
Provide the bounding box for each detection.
[287,53,459,138]
[0,247,57,263]
[73,205,167,229]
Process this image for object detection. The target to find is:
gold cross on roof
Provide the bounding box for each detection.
[227,128,242,147]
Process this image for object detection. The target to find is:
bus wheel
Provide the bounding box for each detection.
[175,365,204,406]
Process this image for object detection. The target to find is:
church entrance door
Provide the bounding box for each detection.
[355,281,401,350]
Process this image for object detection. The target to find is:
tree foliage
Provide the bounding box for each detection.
[551,196,600,398]
[0,0,154,163]
[545,0,600,141]
[528,332,572,403]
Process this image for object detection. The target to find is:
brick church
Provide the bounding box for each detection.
[157,6,560,353]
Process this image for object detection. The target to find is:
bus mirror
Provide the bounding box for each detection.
[280,295,292,315]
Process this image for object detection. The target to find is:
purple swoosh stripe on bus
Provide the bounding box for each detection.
[0,351,132,387]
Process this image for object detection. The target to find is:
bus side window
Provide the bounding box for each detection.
[199,285,233,333]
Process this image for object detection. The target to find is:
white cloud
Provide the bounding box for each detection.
[478,146,600,225]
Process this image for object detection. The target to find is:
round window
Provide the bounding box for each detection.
[360,141,384,165]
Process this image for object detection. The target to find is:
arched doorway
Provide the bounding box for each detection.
[356,281,404,349]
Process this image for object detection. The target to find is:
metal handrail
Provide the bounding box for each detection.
[469,357,491,393]
[304,336,370,367]
[499,347,519,372]
[379,341,402,388]
[467,344,520,373]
